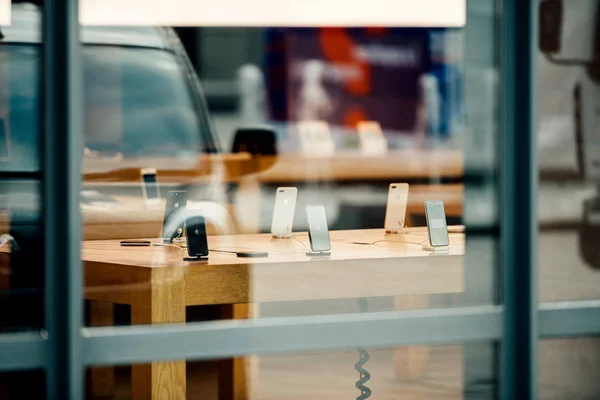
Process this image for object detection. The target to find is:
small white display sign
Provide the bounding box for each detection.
[297,121,335,158]
[357,121,388,156]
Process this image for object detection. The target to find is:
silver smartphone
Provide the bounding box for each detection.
[424,200,449,247]
[306,204,331,252]
[384,183,409,233]
[271,187,298,238]
[141,168,160,204]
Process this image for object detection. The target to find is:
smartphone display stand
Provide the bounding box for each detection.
[385,227,407,235]
[422,244,449,252]
[272,233,293,239]
[306,250,331,256]
[183,255,208,261]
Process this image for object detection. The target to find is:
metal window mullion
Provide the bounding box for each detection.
[43,0,83,399]
[539,300,600,337]
[0,332,47,371]
[499,0,538,398]
[2,299,598,371]
[82,306,503,366]
[78,300,600,367]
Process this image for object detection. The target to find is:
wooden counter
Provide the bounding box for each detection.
[82,150,464,184]
[252,150,463,183]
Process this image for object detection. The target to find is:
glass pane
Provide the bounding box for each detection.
[76,0,499,397]
[537,0,600,302]
[82,1,497,325]
[537,0,600,396]
[0,2,45,333]
[77,1,501,397]
[539,338,600,400]
[86,343,497,400]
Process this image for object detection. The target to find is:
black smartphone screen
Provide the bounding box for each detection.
[162,190,188,241]
[186,215,208,257]
[143,173,159,199]
[306,205,331,252]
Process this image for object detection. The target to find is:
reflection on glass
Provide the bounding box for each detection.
[83,46,203,158]
[537,0,600,302]
[0,4,45,334]
[77,24,479,339]
[1,29,211,166]
[536,3,600,398]
[63,17,500,399]
[0,45,41,173]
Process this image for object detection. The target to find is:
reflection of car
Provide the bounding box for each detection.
[1,3,219,172]
[0,4,236,331]
[1,3,234,236]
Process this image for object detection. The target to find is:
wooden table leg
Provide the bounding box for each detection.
[394,295,430,377]
[219,303,257,400]
[89,301,115,398]
[130,268,186,400]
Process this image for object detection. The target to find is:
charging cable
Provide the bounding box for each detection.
[355,297,372,399]
[209,249,238,255]
[209,243,306,256]
[348,238,429,247]
[152,243,186,251]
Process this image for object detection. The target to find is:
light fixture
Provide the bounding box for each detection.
[79,0,465,27]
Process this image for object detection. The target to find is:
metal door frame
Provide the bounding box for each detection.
[1,1,598,400]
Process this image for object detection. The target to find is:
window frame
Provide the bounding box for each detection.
[0,2,594,400]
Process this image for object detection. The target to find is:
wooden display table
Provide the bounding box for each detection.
[253,150,463,183]
[81,228,464,400]
[83,153,252,183]
[82,150,463,185]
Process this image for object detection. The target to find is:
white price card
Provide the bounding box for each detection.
[357,121,388,156]
[297,121,335,158]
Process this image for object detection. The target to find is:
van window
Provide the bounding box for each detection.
[83,46,202,157]
[0,46,40,172]
[0,45,203,172]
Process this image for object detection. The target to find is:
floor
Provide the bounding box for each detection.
[97,346,466,400]
[97,341,600,400]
